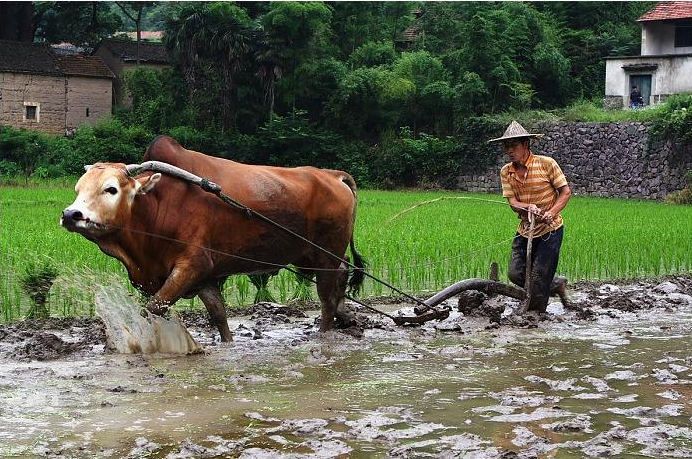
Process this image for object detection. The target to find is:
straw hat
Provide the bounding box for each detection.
[488,121,543,143]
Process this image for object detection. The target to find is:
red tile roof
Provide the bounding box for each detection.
[638,1,692,21]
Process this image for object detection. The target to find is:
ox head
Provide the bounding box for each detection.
[60,163,161,237]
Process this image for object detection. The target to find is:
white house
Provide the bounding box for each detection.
[605,1,692,109]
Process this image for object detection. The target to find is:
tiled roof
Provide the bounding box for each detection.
[97,39,171,64]
[0,40,62,76]
[638,2,692,21]
[56,55,115,78]
[399,24,423,42]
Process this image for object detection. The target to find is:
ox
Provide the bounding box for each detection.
[61,135,365,342]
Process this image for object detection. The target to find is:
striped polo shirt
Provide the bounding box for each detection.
[500,152,568,238]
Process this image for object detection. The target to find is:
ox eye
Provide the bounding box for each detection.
[104,187,118,195]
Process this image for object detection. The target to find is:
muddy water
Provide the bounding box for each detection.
[3,282,692,458]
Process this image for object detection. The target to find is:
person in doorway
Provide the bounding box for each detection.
[630,85,643,109]
[489,121,572,312]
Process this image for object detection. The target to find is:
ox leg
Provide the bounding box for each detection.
[198,286,233,342]
[316,262,349,332]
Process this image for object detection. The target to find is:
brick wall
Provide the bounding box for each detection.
[0,72,66,135]
[65,76,112,130]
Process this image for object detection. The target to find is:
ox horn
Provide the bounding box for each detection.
[125,163,144,176]
[124,161,222,193]
[84,164,94,172]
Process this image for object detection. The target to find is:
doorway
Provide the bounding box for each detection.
[629,74,652,106]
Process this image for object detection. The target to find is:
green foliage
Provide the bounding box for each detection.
[650,94,692,146]
[327,67,389,137]
[349,41,397,68]
[21,261,58,320]
[37,3,122,48]
[561,100,665,122]
[0,120,154,179]
[123,67,193,132]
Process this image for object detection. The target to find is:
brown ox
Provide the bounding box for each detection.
[60,135,365,341]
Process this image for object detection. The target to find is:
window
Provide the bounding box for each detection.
[23,102,39,122]
[86,107,90,117]
[675,20,692,48]
[25,105,37,120]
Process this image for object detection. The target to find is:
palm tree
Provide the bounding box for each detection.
[207,5,252,133]
[252,27,283,129]
[164,4,206,93]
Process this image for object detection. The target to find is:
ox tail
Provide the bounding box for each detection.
[341,175,367,295]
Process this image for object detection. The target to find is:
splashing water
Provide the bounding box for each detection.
[95,284,203,355]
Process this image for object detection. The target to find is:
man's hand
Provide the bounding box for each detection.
[541,210,556,224]
[526,204,543,219]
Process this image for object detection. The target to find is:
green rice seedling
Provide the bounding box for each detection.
[3,183,692,321]
[231,275,250,305]
[249,274,277,303]
[289,270,314,306]
[20,260,58,319]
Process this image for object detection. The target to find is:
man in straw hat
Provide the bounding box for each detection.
[489,121,571,312]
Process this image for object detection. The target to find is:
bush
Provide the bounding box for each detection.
[0,126,52,178]
[650,93,692,146]
[166,125,229,157]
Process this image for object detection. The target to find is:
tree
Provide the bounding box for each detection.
[293,57,347,122]
[261,2,332,115]
[0,2,37,42]
[349,41,397,68]
[38,2,122,48]
[253,28,284,128]
[115,2,155,64]
[393,51,449,134]
[206,3,253,133]
[164,3,204,90]
[327,67,388,138]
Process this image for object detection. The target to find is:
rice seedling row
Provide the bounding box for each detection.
[2,186,691,321]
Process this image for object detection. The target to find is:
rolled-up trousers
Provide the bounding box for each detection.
[508,226,564,312]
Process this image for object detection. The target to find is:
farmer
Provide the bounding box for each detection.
[489,121,572,312]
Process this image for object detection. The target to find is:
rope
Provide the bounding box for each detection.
[384,196,507,225]
[100,224,512,274]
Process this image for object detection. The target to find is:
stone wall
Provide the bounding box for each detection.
[456,122,692,200]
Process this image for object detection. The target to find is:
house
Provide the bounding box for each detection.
[605,1,692,109]
[92,38,171,107]
[396,8,425,49]
[0,40,114,135]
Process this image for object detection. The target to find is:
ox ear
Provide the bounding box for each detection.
[135,173,162,195]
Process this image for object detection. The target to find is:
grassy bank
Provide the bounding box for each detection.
[2,185,691,321]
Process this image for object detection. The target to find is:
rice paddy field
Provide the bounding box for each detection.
[2,184,692,322]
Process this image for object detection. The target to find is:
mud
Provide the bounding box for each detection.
[3,275,692,458]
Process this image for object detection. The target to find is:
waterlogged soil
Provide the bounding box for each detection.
[3,277,692,458]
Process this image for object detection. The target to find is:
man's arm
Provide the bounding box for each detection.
[542,185,571,223]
